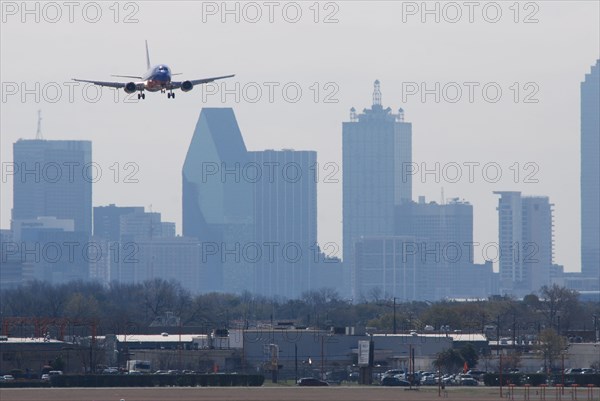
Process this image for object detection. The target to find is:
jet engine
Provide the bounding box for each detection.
[124,82,137,94]
[181,81,193,92]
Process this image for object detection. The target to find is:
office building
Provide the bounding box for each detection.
[12,139,92,235]
[581,60,600,281]
[182,108,254,293]
[343,81,412,298]
[249,149,318,298]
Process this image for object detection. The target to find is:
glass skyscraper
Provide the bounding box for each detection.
[12,139,92,235]
[182,108,254,293]
[581,60,599,282]
[394,197,474,300]
[249,149,318,298]
[343,80,412,298]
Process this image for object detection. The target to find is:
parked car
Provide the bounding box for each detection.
[297,377,329,386]
[381,376,410,386]
[581,368,595,374]
[1,375,15,381]
[421,375,438,385]
[41,374,50,381]
[442,375,458,386]
[102,368,119,374]
[460,377,479,386]
[466,370,486,381]
[382,369,404,378]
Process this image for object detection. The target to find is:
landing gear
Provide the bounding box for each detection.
[137,92,145,100]
[167,92,175,99]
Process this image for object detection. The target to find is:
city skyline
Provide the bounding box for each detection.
[3,79,595,297]
[2,2,599,277]
[2,65,594,282]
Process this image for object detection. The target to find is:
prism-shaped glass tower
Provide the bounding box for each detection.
[182,108,254,293]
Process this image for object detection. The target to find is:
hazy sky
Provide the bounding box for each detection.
[1,1,599,273]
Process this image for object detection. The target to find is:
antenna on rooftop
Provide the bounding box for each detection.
[36,110,43,139]
[373,80,382,106]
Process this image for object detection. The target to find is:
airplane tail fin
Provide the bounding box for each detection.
[145,40,151,70]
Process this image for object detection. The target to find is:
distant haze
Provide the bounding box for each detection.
[1,1,599,274]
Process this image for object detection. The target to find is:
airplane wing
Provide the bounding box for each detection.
[72,78,128,89]
[170,74,235,89]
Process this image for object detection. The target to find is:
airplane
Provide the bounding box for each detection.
[72,41,234,99]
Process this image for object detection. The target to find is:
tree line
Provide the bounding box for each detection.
[1,279,598,338]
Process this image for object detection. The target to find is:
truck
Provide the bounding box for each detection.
[126,360,151,374]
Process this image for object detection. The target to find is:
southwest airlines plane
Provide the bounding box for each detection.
[73,41,234,99]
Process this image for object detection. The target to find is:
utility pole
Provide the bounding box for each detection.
[393,298,397,334]
[320,336,324,380]
[496,315,500,355]
[512,314,516,350]
[294,344,298,383]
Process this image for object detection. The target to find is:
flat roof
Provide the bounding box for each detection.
[373,333,488,342]
[110,334,208,343]
[0,337,64,344]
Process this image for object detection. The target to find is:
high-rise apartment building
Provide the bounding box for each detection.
[495,191,554,295]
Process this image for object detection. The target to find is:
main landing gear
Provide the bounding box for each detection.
[167,91,175,99]
[137,92,146,99]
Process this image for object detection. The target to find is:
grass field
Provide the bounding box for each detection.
[2,386,598,401]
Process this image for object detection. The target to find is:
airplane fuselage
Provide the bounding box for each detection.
[142,64,172,92]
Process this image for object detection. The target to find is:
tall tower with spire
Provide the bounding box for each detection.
[342,80,412,298]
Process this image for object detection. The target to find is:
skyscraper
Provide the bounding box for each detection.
[354,235,424,301]
[581,60,599,281]
[394,196,475,300]
[343,80,412,298]
[495,191,554,295]
[182,108,254,293]
[12,140,92,235]
[93,204,144,242]
[249,149,318,298]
